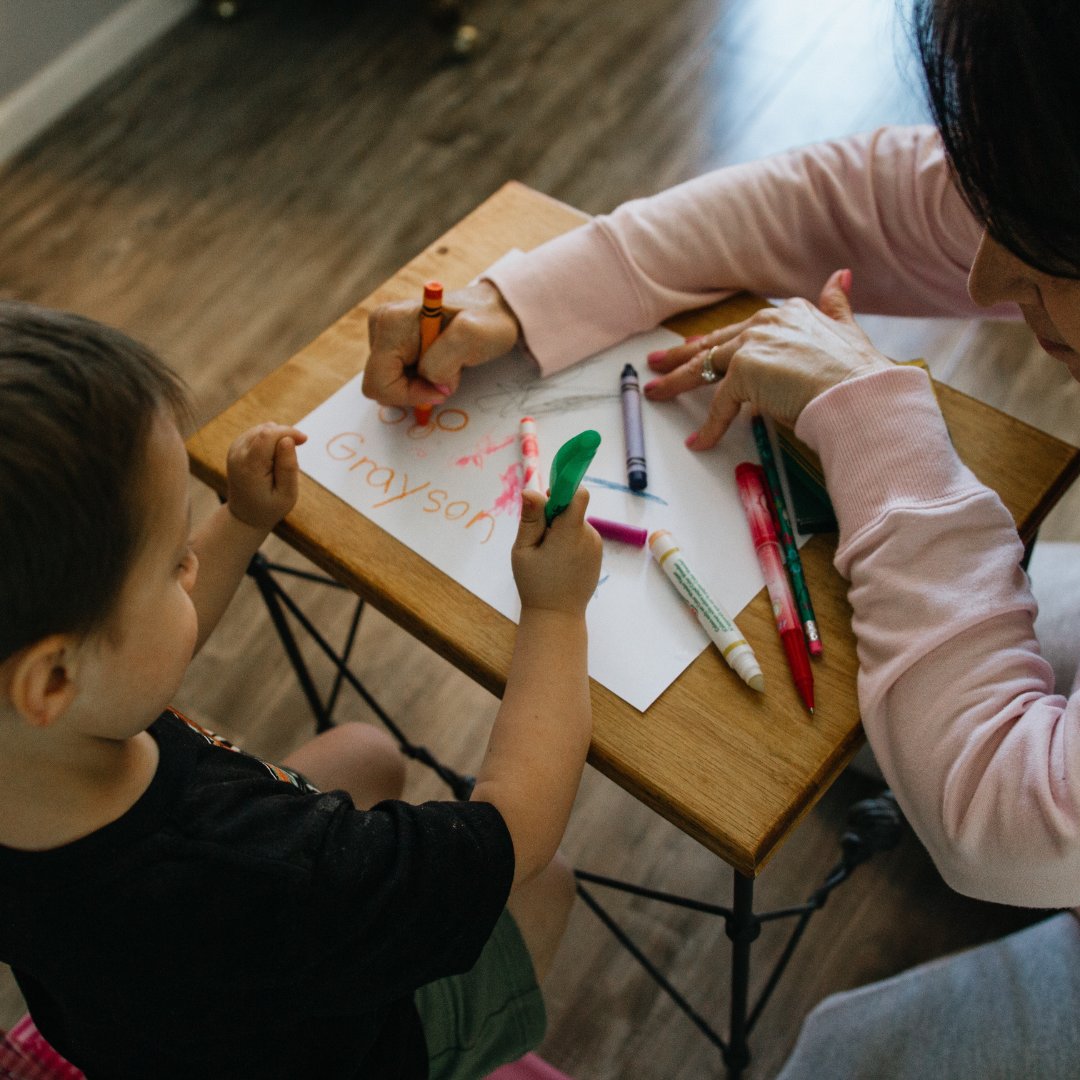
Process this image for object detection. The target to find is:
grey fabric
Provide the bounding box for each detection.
[776,913,1080,1080]
[1029,541,1080,696]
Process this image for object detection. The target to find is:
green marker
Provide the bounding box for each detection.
[544,430,601,525]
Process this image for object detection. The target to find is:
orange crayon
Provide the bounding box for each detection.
[414,281,444,426]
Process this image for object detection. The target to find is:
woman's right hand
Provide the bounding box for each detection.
[363,281,521,408]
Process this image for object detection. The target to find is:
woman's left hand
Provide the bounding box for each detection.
[643,269,893,449]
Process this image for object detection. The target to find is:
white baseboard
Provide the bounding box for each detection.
[0,0,199,167]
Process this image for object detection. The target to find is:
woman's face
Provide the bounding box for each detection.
[968,231,1080,381]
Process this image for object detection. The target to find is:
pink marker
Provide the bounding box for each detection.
[736,463,815,714]
[519,417,542,494]
[587,517,648,547]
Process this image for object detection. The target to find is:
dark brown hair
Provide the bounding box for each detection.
[0,302,188,661]
[912,0,1080,278]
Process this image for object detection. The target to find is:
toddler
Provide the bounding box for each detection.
[0,301,601,1079]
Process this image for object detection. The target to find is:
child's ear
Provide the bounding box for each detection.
[4,635,79,728]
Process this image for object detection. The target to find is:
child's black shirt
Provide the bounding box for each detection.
[0,710,514,1078]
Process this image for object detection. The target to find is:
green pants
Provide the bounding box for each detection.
[415,909,546,1080]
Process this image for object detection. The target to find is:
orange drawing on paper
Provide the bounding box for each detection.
[378,404,469,437]
[324,431,495,544]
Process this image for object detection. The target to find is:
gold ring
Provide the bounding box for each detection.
[700,345,721,384]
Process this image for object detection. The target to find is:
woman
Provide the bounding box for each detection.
[365,1,1080,1074]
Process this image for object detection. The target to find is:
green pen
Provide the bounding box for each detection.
[751,414,821,655]
[544,430,601,525]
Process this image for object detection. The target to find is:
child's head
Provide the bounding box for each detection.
[0,301,188,666]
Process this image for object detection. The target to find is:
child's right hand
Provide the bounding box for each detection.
[511,489,602,617]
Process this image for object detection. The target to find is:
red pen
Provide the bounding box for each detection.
[735,462,815,714]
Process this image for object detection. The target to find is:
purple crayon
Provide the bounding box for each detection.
[587,516,648,547]
[620,363,648,491]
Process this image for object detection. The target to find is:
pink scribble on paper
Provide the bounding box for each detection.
[455,434,515,469]
[492,461,524,516]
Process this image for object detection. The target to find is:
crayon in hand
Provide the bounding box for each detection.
[414,281,443,426]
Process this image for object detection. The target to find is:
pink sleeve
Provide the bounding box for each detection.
[486,125,1014,376]
[795,368,1080,908]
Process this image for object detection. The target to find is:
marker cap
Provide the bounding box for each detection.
[727,644,765,693]
[545,429,601,525]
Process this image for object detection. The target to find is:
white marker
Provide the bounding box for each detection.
[648,529,764,693]
[519,416,543,494]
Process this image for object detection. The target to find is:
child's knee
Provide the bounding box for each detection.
[285,722,405,807]
[345,723,406,805]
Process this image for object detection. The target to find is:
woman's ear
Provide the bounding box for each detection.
[3,635,79,728]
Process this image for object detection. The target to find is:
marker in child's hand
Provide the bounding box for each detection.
[544,430,601,526]
[414,281,444,426]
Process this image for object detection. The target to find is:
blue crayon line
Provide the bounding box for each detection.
[583,475,669,505]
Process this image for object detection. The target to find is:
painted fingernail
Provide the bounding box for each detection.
[647,350,669,363]
[643,379,660,394]
[685,432,699,449]
[434,384,452,396]
[686,335,704,343]
[839,268,853,294]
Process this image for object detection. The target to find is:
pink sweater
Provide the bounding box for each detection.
[488,126,1079,909]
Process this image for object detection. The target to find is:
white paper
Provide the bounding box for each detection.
[296,328,775,711]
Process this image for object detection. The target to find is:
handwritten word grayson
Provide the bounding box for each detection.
[325,432,497,544]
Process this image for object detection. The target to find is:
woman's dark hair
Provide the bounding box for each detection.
[912,0,1080,278]
[0,301,188,661]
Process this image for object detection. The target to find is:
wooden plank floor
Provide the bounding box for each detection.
[1,1,1076,1076]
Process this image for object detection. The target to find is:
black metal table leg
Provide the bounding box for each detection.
[573,790,905,1076]
[248,552,333,731]
[246,551,476,796]
[243,540,906,1075]
[725,872,759,1077]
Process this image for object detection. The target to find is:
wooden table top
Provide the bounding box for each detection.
[187,181,1080,876]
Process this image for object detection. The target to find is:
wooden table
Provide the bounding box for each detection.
[188,180,1080,878]
[188,181,1080,1075]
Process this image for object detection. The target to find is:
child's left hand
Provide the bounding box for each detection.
[225,423,309,530]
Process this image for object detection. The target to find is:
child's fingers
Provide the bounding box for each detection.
[514,490,547,550]
[261,424,307,451]
[234,424,307,473]
[551,487,591,528]
[274,436,299,490]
